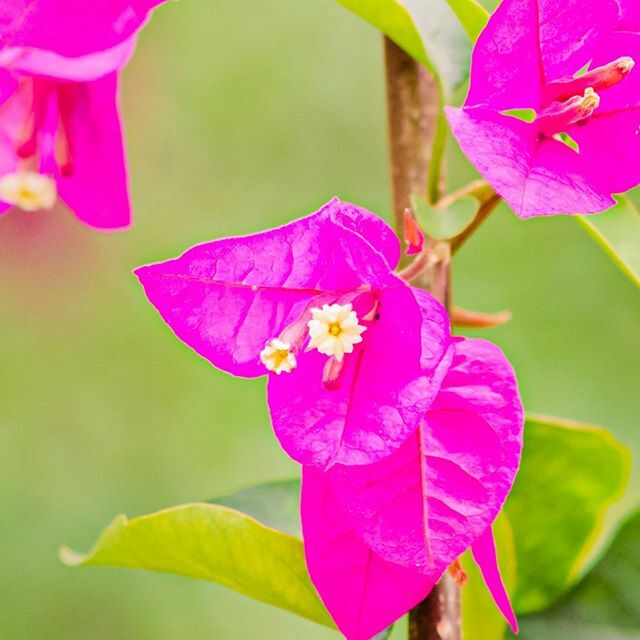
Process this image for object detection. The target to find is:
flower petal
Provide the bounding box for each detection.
[56,73,131,230]
[328,338,523,577]
[136,202,395,379]
[619,0,640,30]
[447,106,614,217]
[466,0,619,110]
[570,107,640,195]
[0,37,137,81]
[268,285,451,468]
[471,527,518,633]
[0,0,166,57]
[466,0,544,110]
[325,198,401,271]
[301,465,434,640]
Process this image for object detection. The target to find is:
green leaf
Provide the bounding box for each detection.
[460,513,517,640]
[412,193,477,240]
[444,0,489,41]
[505,415,631,614]
[61,415,630,631]
[514,508,640,639]
[372,625,395,639]
[577,195,640,287]
[60,503,333,629]
[333,0,487,95]
[212,479,301,537]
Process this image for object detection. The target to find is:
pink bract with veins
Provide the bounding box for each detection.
[136,199,452,469]
[302,334,523,639]
[447,0,640,218]
[0,1,167,229]
[0,1,166,57]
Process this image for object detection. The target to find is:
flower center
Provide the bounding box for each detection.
[260,339,297,375]
[0,171,57,211]
[307,303,366,362]
[328,323,342,337]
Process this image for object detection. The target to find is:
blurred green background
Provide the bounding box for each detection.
[1,0,639,638]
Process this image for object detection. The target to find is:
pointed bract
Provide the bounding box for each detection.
[471,527,518,633]
[301,466,435,640]
[56,74,131,230]
[328,333,523,577]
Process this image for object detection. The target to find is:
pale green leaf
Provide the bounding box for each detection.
[444,0,489,41]
[333,0,483,95]
[577,195,640,287]
[60,503,333,629]
[460,512,517,640]
[513,508,640,639]
[412,193,477,240]
[505,416,631,614]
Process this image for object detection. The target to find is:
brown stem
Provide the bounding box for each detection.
[384,37,440,250]
[408,573,462,640]
[384,36,461,640]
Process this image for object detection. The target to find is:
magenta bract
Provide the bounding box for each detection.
[301,335,523,638]
[0,1,165,58]
[301,465,436,640]
[136,199,452,469]
[447,0,640,218]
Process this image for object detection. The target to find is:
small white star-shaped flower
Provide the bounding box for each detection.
[0,171,57,212]
[307,303,366,362]
[260,338,297,374]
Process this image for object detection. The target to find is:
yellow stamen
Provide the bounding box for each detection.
[329,323,342,336]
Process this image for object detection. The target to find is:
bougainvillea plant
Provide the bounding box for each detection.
[135,200,524,638]
[1,0,628,638]
[0,0,168,228]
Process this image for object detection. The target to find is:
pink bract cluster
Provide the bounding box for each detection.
[448,0,640,218]
[136,199,525,639]
[0,1,168,229]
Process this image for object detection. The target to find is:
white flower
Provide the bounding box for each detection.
[0,171,57,212]
[260,338,297,374]
[307,303,366,362]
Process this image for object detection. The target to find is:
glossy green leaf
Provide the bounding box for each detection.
[513,508,640,640]
[213,479,301,537]
[60,503,333,629]
[577,195,640,287]
[60,414,630,631]
[505,415,631,614]
[460,513,517,640]
[333,0,484,95]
